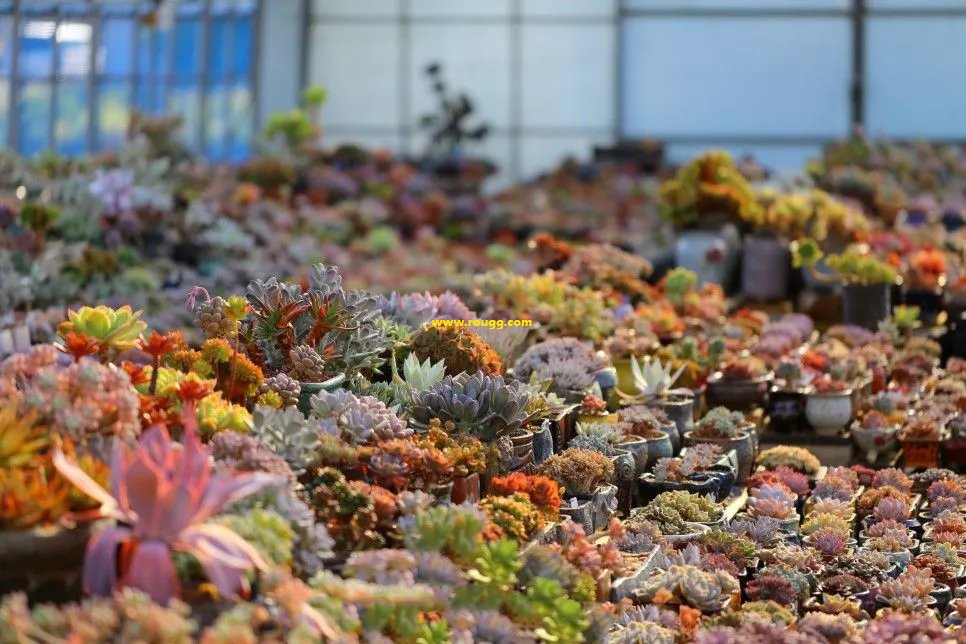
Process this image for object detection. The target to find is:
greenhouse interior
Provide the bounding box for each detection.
[3,0,966,642]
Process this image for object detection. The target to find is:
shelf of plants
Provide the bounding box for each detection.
[2,110,966,641]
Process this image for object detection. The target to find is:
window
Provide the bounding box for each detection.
[0,0,259,160]
[308,0,618,188]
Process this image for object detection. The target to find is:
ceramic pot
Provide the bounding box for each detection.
[900,438,941,470]
[451,472,481,505]
[637,473,721,506]
[612,358,637,397]
[297,373,347,414]
[805,389,854,436]
[705,371,774,412]
[674,225,742,289]
[843,283,892,330]
[617,438,649,476]
[0,522,97,602]
[851,424,899,463]
[508,428,535,468]
[767,387,807,433]
[683,430,755,484]
[742,234,790,301]
[531,421,554,464]
[657,393,694,452]
[640,431,673,469]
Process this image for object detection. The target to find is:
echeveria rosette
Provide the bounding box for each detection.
[52,406,282,604]
[57,305,147,353]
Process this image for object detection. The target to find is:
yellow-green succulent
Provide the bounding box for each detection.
[58,305,147,352]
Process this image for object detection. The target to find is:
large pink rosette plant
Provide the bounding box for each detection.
[53,388,282,604]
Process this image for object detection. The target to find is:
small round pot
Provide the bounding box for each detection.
[612,358,638,397]
[705,371,774,412]
[639,431,673,469]
[508,428,535,468]
[674,225,742,289]
[617,437,649,476]
[683,430,755,484]
[805,388,854,436]
[767,387,808,433]
[851,424,899,463]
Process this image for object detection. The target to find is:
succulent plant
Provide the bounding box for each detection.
[637,564,740,611]
[512,338,606,392]
[858,610,949,643]
[876,566,935,610]
[57,304,146,352]
[409,371,531,441]
[821,573,869,596]
[692,407,748,439]
[810,528,848,557]
[699,530,756,566]
[652,443,721,482]
[396,352,446,392]
[872,496,910,523]
[310,388,411,445]
[801,513,850,537]
[399,324,502,378]
[479,492,543,542]
[797,613,859,642]
[756,446,821,475]
[377,290,476,328]
[250,405,325,474]
[723,516,781,547]
[624,355,686,398]
[751,497,795,520]
[209,431,297,485]
[0,400,47,469]
[870,467,912,492]
[535,448,614,497]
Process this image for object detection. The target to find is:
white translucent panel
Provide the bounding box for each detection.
[309,23,401,128]
[327,131,402,152]
[665,143,822,174]
[312,0,399,17]
[520,134,613,180]
[410,0,510,17]
[623,0,848,8]
[869,0,966,7]
[523,0,616,17]
[866,18,966,137]
[409,24,511,129]
[622,18,850,138]
[521,24,614,130]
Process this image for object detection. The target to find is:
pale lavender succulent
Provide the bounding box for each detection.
[512,338,607,391]
[377,290,477,327]
[209,431,296,485]
[310,388,411,444]
[344,549,417,586]
[89,168,134,214]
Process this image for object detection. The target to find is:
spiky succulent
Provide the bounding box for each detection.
[396,352,446,392]
[310,389,411,445]
[399,324,502,378]
[409,371,531,441]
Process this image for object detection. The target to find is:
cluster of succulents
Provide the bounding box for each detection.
[310,388,411,445]
[536,448,615,497]
[399,324,502,378]
[691,406,748,439]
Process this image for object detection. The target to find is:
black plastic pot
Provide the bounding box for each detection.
[842,283,891,330]
[767,387,807,432]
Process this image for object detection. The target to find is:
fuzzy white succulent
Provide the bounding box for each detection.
[628,356,685,397]
[576,421,623,443]
[397,353,446,392]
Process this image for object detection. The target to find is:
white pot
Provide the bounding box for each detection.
[851,425,899,463]
[805,391,853,436]
[674,224,741,288]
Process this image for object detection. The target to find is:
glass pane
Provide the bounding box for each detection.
[208,14,231,79]
[56,81,88,155]
[523,0,617,17]
[19,81,52,156]
[228,84,252,161]
[521,24,614,130]
[169,81,201,147]
[57,21,92,77]
[134,79,165,113]
[101,18,135,76]
[308,23,401,128]
[0,17,13,75]
[623,0,848,8]
[665,143,823,174]
[410,0,511,17]
[20,18,55,78]
[97,81,130,150]
[313,0,400,17]
[621,17,851,138]
[173,18,200,76]
[0,80,9,147]
[866,17,966,137]
[205,83,229,159]
[233,14,252,77]
[409,24,512,129]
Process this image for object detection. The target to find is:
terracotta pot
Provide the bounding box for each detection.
[901,438,941,470]
[684,430,755,484]
[451,472,481,505]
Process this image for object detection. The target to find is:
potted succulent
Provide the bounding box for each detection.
[617,405,674,469]
[635,564,740,613]
[705,356,774,412]
[602,328,659,398]
[536,448,617,533]
[576,391,614,426]
[685,407,755,483]
[793,238,900,330]
[898,418,944,470]
[851,409,900,464]
[756,446,822,478]
[767,357,814,433]
[618,356,694,450]
[942,414,966,466]
[659,151,758,288]
[638,444,732,503]
[748,483,800,533]
[805,376,854,436]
